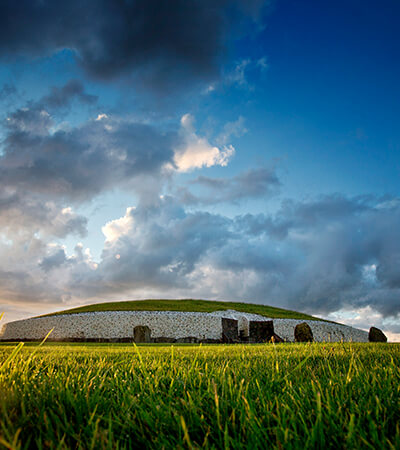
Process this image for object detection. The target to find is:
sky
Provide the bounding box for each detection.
[0,0,399,341]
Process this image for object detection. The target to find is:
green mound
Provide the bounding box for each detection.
[42,299,325,321]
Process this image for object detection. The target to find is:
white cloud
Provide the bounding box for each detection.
[227,59,251,86]
[102,207,135,242]
[225,57,268,89]
[173,114,235,172]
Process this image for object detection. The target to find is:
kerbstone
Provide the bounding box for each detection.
[368,327,387,342]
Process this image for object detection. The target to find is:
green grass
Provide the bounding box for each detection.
[0,342,399,449]
[41,299,324,321]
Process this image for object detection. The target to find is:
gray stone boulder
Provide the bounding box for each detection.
[222,318,239,342]
[368,327,387,342]
[294,322,314,342]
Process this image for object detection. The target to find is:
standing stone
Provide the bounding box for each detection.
[249,320,274,343]
[368,327,387,342]
[222,318,239,342]
[133,325,151,343]
[294,322,313,342]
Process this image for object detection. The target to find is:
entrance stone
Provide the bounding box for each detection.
[133,325,151,343]
[222,318,239,342]
[249,320,274,343]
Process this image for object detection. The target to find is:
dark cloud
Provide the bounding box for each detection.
[74,196,233,295]
[1,190,400,333]
[179,167,280,204]
[0,0,267,91]
[229,195,400,317]
[41,80,97,110]
[1,108,176,202]
[0,81,244,258]
[39,249,68,272]
[0,82,177,247]
[234,194,372,239]
[63,194,400,321]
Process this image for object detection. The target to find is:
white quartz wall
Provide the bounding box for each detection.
[0,311,224,341]
[0,309,369,342]
[272,319,368,342]
[215,310,369,342]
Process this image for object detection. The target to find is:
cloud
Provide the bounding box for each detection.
[226,59,252,87]
[0,1,267,92]
[1,189,400,341]
[224,57,268,89]
[2,98,239,206]
[173,114,235,171]
[17,194,396,322]
[41,80,97,110]
[0,84,242,263]
[0,191,87,239]
[6,107,53,135]
[39,248,68,272]
[84,195,400,324]
[0,82,179,256]
[102,207,136,243]
[216,116,248,146]
[1,107,176,202]
[76,197,233,295]
[176,167,280,204]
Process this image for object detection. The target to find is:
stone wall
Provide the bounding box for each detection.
[273,319,368,342]
[0,311,224,341]
[0,309,369,342]
[214,311,369,342]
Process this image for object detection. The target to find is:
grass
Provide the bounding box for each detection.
[40,299,325,321]
[0,341,399,449]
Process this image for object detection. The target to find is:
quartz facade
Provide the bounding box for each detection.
[0,309,369,342]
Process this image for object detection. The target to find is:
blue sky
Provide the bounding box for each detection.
[0,0,399,340]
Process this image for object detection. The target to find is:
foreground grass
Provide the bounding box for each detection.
[40,299,323,321]
[0,343,399,449]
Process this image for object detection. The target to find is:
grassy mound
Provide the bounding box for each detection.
[42,299,324,321]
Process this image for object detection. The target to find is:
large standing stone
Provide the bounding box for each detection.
[133,325,151,343]
[368,327,387,342]
[222,318,239,342]
[294,322,313,342]
[249,320,274,343]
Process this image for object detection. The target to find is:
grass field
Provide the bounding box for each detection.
[0,342,399,449]
[40,299,325,321]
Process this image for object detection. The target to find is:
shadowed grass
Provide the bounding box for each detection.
[39,299,325,321]
[0,342,399,449]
